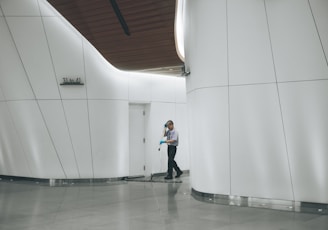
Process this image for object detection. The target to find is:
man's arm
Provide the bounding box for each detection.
[165,139,175,144]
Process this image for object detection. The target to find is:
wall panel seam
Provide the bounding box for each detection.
[39,0,81,178]
[264,0,295,201]
[2,16,44,18]
[82,39,95,178]
[226,0,232,196]
[307,0,328,67]
[2,102,33,176]
[187,78,328,95]
[25,2,68,178]
[278,78,328,84]
[35,101,68,178]
[186,85,229,94]
[2,14,36,99]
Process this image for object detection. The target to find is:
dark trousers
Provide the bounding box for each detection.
[167,145,181,176]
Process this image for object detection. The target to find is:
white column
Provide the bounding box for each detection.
[185,0,328,203]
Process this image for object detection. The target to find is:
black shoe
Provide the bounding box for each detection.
[175,171,183,178]
[164,176,173,180]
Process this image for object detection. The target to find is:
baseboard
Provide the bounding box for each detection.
[191,188,328,215]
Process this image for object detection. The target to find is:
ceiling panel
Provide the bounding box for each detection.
[48,0,183,73]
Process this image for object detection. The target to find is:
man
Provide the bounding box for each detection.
[160,120,183,180]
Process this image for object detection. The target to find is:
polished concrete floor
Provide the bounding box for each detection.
[0,176,327,230]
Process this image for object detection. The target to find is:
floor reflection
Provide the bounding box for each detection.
[167,182,181,219]
[0,176,328,230]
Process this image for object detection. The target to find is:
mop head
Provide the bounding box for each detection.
[125,174,182,183]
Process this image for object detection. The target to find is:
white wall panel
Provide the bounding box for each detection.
[38,100,80,178]
[89,100,129,178]
[0,6,3,16]
[84,41,128,100]
[228,0,275,85]
[230,84,293,200]
[0,0,40,16]
[309,0,328,60]
[0,18,34,100]
[189,87,230,195]
[174,103,189,171]
[187,91,196,178]
[39,0,60,17]
[175,77,187,103]
[0,0,191,182]
[184,0,228,91]
[128,73,152,103]
[62,100,93,178]
[266,0,328,81]
[0,88,4,101]
[7,100,65,178]
[279,81,328,203]
[0,102,31,176]
[151,76,176,102]
[43,17,86,99]
[0,102,12,174]
[6,17,60,99]
[146,102,176,175]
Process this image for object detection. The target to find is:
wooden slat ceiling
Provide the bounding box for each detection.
[47,0,183,74]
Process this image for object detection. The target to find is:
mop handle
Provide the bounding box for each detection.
[158,125,167,151]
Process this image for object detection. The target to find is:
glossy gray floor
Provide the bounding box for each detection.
[0,176,327,230]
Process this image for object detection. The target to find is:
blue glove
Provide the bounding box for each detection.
[160,140,166,145]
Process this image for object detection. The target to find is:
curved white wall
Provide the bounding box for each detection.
[0,0,189,179]
[185,0,328,203]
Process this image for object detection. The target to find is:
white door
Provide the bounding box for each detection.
[129,104,146,176]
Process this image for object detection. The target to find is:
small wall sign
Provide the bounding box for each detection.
[60,77,84,85]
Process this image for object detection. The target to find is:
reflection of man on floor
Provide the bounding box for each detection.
[166,183,181,221]
[160,120,183,180]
